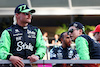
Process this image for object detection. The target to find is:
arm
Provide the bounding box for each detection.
[71,50,79,60]
[75,37,90,60]
[0,30,13,59]
[35,29,46,59]
[0,30,24,67]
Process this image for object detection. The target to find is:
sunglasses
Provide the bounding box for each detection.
[66,37,70,39]
[22,12,32,15]
[68,28,79,34]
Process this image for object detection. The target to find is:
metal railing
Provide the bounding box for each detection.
[0,59,100,64]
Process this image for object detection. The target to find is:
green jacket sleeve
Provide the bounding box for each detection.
[75,37,90,60]
[35,29,46,59]
[0,30,13,60]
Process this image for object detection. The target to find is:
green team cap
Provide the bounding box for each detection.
[15,4,35,13]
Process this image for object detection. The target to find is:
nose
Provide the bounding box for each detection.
[28,14,32,18]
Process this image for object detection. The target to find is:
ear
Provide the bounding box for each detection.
[61,38,63,42]
[79,29,83,34]
[16,13,18,16]
[15,13,20,19]
[15,13,18,15]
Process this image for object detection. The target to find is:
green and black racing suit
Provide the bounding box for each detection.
[0,24,46,60]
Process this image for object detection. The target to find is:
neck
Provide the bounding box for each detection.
[62,43,67,48]
[17,21,28,27]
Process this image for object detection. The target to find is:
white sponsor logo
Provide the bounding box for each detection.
[13,33,23,36]
[28,35,36,38]
[15,29,20,33]
[27,30,35,35]
[73,23,78,27]
[16,36,22,41]
[16,41,34,51]
[27,30,36,38]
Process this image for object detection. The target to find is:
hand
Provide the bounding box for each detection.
[27,54,39,62]
[71,58,77,60]
[9,55,24,67]
[71,57,79,60]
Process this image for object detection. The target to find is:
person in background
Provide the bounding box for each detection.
[51,34,61,47]
[88,31,95,39]
[91,24,100,43]
[43,32,49,47]
[42,32,50,60]
[0,4,46,67]
[50,32,79,67]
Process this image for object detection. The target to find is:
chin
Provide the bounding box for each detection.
[27,19,31,23]
[28,22,31,23]
[26,21,31,23]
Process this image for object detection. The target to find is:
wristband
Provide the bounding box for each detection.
[7,55,12,60]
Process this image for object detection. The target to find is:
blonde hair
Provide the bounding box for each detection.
[13,15,17,25]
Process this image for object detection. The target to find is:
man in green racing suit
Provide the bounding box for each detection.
[0,4,46,67]
[68,22,100,60]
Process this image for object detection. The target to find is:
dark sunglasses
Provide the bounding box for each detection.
[68,28,79,34]
[22,12,32,15]
[66,37,70,39]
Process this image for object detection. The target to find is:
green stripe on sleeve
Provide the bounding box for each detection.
[0,30,12,59]
[35,29,46,59]
[75,37,90,60]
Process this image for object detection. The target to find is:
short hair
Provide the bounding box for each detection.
[59,32,67,41]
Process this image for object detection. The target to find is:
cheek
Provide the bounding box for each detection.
[66,40,71,46]
[19,16,24,20]
[98,34,100,39]
[99,34,100,37]
[73,32,79,37]
[20,17,22,20]
[65,39,70,43]
[72,32,76,37]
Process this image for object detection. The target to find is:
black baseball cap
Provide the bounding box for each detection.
[69,22,86,34]
[15,4,35,13]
